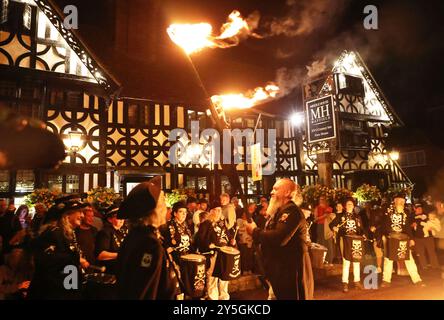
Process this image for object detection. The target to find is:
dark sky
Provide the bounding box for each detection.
[160,0,444,131]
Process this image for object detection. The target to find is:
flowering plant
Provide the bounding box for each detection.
[354,184,381,203]
[86,187,121,211]
[332,188,354,205]
[302,184,334,206]
[165,190,187,208]
[25,188,61,209]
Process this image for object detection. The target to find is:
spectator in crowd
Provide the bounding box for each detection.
[431,199,444,265]
[193,199,208,234]
[412,202,440,270]
[252,202,267,229]
[0,200,22,256]
[220,193,236,231]
[15,205,30,230]
[314,196,333,264]
[30,203,47,235]
[0,248,32,300]
[186,197,198,234]
[231,197,244,220]
[236,211,254,275]
[75,205,98,266]
[324,205,336,266]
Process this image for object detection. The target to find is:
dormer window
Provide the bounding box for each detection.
[0,0,8,25]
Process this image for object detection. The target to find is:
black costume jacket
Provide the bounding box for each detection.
[116,225,178,300]
[252,201,314,300]
[329,211,366,238]
[28,225,82,299]
[95,222,128,274]
[379,206,414,238]
[159,219,193,264]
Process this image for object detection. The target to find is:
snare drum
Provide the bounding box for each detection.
[213,246,241,281]
[386,232,410,261]
[343,235,365,262]
[179,254,206,298]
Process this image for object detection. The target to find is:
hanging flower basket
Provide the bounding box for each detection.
[86,187,121,212]
[25,188,61,209]
[302,184,334,207]
[354,184,381,203]
[332,188,354,205]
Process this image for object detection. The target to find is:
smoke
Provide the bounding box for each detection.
[265,0,350,37]
[274,66,306,97]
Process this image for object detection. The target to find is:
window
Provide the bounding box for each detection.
[400,150,426,168]
[142,105,149,127]
[197,176,207,191]
[15,170,34,193]
[66,92,82,109]
[48,174,62,192]
[0,0,8,25]
[0,170,9,192]
[128,104,138,127]
[23,3,31,29]
[335,74,364,97]
[221,176,231,194]
[66,175,79,193]
[186,176,196,189]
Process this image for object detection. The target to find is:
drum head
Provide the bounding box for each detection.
[180,254,205,263]
[219,246,240,255]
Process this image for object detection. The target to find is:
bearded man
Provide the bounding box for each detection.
[247,178,314,300]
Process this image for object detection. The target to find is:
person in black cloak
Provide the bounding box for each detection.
[246,178,314,300]
[115,176,179,300]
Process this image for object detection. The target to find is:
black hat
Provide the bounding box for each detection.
[209,201,221,210]
[118,176,162,219]
[171,201,187,215]
[104,205,120,219]
[44,199,88,223]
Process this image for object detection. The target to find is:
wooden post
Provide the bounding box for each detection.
[317,152,333,188]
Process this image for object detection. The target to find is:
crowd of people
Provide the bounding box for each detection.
[0,179,443,300]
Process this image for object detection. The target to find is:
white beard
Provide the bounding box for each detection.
[267,197,284,218]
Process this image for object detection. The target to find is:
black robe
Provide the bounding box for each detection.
[116,225,178,300]
[95,222,127,275]
[28,226,82,300]
[253,201,314,300]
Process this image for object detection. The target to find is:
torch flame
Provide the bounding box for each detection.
[167,10,256,55]
[211,84,280,110]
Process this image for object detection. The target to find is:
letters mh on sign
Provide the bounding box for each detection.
[305,95,337,144]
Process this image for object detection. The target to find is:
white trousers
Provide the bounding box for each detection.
[382,252,422,283]
[342,258,361,283]
[207,276,230,300]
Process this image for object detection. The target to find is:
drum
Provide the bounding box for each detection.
[309,243,327,269]
[83,273,117,300]
[343,235,365,262]
[387,232,410,261]
[179,254,206,298]
[213,246,241,281]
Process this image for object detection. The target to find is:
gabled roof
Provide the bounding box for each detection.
[333,50,404,127]
[255,50,404,126]
[33,0,121,97]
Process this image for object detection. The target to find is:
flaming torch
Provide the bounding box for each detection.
[167,10,274,201]
[167,10,259,55]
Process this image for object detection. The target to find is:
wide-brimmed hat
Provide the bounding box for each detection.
[118,176,162,219]
[103,205,120,219]
[43,198,88,223]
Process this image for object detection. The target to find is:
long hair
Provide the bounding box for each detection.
[39,213,75,241]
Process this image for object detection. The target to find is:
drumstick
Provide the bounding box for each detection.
[233,226,239,240]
